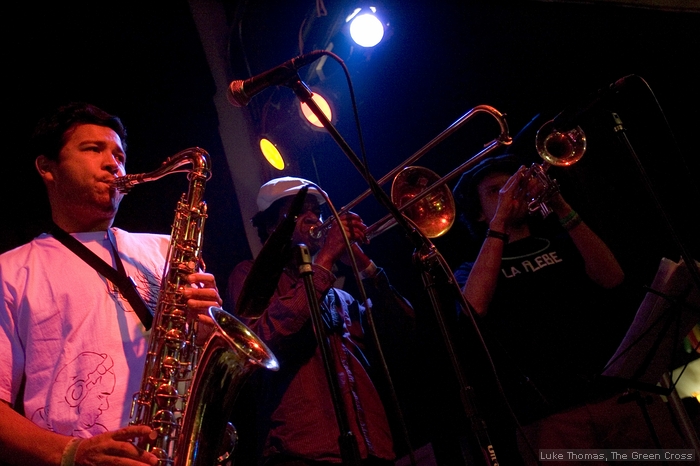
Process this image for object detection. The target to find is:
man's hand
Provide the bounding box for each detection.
[491,166,533,232]
[73,426,158,465]
[315,212,369,271]
[183,272,222,327]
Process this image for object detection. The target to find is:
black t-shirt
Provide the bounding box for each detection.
[454,233,626,422]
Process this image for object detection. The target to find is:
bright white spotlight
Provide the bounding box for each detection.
[347,8,384,47]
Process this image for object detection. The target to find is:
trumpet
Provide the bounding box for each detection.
[526,119,587,217]
[310,104,512,240]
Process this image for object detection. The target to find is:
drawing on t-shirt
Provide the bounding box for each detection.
[32,352,115,437]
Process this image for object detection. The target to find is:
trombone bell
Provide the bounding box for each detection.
[310,105,511,240]
[391,166,456,238]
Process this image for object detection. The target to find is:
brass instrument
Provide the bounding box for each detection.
[116,148,279,466]
[310,104,512,240]
[528,119,587,216]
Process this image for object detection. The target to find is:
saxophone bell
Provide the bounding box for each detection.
[176,306,279,465]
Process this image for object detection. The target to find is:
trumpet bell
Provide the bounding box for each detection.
[535,120,586,167]
[391,166,456,238]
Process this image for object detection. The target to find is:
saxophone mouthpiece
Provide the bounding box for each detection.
[112,174,143,194]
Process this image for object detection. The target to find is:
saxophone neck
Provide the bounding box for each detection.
[113,147,211,193]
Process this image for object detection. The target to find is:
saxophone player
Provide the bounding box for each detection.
[0,103,223,466]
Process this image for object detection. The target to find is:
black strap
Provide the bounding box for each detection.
[50,225,153,330]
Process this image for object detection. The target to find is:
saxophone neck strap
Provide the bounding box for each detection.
[50,224,153,330]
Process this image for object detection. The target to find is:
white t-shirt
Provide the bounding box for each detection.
[0,228,170,437]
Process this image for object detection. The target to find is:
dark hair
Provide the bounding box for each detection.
[30,102,127,161]
[251,197,289,244]
[452,153,522,240]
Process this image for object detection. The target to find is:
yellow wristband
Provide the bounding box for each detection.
[61,438,83,466]
[558,210,577,225]
[559,210,582,231]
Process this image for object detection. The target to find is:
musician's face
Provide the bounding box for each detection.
[476,172,511,223]
[476,169,532,227]
[36,124,126,230]
[292,197,324,254]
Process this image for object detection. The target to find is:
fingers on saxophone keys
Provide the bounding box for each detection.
[188,272,216,288]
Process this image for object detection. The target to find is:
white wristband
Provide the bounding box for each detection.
[360,260,378,279]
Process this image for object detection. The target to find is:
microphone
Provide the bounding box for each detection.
[235,185,309,318]
[227,50,326,107]
[552,75,633,131]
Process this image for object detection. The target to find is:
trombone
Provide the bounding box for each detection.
[310,104,513,240]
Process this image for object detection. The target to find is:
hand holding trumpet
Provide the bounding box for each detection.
[489,163,574,235]
[312,211,372,273]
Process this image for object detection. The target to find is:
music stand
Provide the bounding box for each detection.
[601,256,700,452]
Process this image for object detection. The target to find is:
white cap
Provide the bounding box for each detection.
[256,176,328,211]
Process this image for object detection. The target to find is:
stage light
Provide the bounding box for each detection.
[300,92,333,128]
[346,7,385,47]
[259,137,285,170]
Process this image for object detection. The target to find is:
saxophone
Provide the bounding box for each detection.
[114,147,279,466]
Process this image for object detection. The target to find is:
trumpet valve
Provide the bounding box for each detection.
[525,163,559,217]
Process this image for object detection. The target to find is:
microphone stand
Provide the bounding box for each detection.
[286,75,502,466]
[605,111,700,453]
[608,111,700,291]
[295,244,362,466]
[414,234,503,466]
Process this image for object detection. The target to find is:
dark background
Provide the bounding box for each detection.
[4,0,699,462]
[4,0,699,289]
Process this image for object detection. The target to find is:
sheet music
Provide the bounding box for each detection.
[602,257,700,385]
